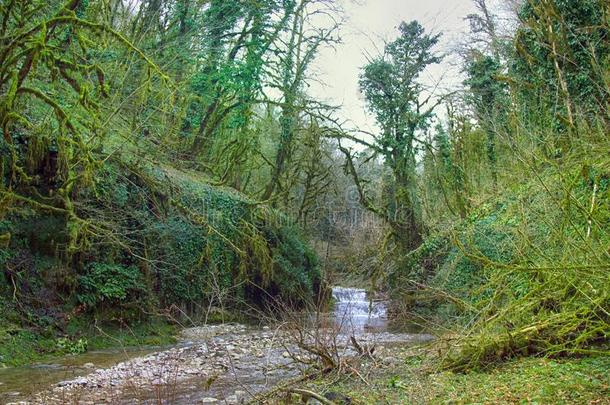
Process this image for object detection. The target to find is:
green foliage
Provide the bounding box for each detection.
[267,223,321,302]
[0,0,327,369]
[0,329,55,367]
[359,21,442,136]
[72,161,322,312]
[390,235,449,288]
[513,0,609,131]
[464,53,507,184]
[437,161,609,369]
[313,352,610,404]
[78,262,144,307]
[465,55,506,115]
[358,20,442,250]
[78,319,177,350]
[0,310,177,367]
[390,0,610,373]
[55,337,88,355]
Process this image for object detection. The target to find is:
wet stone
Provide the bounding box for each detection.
[22,291,431,404]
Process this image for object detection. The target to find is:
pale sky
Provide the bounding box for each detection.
[309,0,478,134]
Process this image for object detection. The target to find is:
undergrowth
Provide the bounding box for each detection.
[391,143,610,370]
[0,158,322,365]
[302,348,610,404]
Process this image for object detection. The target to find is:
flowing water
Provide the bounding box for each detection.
[331,286,388,332]
[0,346,161,403]
[0,287,430,403]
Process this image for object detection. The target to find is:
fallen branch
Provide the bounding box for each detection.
[287,388,337,405]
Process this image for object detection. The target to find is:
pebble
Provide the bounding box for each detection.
[382,356,401,366]
[24,323,429,404]
[151,378,165,385]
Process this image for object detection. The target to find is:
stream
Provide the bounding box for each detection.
[0,287,433,404]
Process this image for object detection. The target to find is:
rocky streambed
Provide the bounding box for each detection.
[2,288,434,404]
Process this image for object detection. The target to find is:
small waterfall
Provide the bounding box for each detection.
[331,286,387,331]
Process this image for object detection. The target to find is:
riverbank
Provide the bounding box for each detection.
[3,323,607,404]
[0,287,426,403]
[279,347,610,404]
[0,318,178,368]
[7,324,432,404]
[4,285,607,404]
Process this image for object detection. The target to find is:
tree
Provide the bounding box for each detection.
[0,0,166,252]
[465,53,507,187]
[188,0,293,160]
[353,21,442,250]
[465,0,502,60]
[512,0,610,138]
[261,0,341,201]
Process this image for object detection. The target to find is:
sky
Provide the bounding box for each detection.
[308,0,478,135]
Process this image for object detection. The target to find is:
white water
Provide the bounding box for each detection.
[331,286,387,332]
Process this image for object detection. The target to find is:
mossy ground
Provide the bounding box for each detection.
[0,318,177,367]
[292,346,610,404]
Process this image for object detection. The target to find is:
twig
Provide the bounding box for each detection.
[287,388,337,405]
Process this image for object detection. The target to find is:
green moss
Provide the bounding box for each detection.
[0,316,178,367]
[304,351,610,404]
[79,319,178,350]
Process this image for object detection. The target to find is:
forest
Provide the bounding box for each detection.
[0,0,608,403]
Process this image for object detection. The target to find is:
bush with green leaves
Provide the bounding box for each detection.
[78,262,145,308]
[55,337,88,355]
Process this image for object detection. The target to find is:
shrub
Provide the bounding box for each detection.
[78,262,145,308]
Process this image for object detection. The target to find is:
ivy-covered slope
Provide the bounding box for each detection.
[389,160,609,370]
[0,157,321,328]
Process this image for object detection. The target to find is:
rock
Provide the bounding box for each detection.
[382,356,401,366]
[225,394,238,404]
[74,377,89,386]
[151,378,165,386]
[325,392,353,404]
[28,322,431,404]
